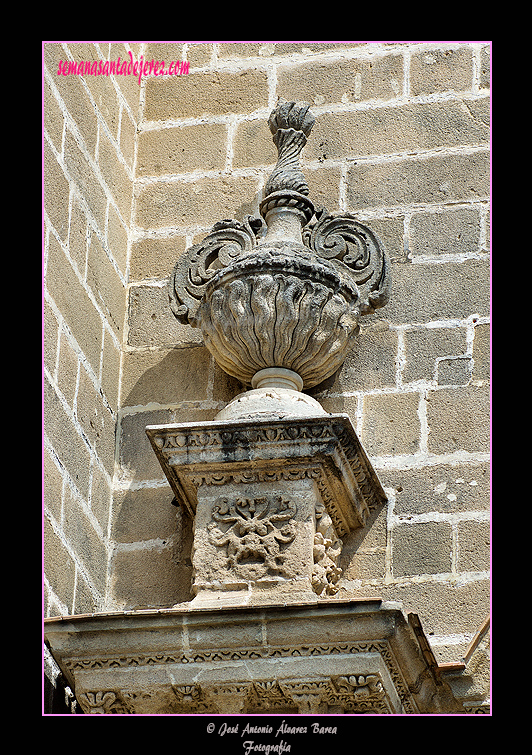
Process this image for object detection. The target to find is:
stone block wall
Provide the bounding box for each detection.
[44,42,490,666]
[43,43,140,616]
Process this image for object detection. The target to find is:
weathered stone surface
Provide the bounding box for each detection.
[146,413,386,605]
[147,415,385,531]
[392,521,453,577]
[44,599,462,714]
[196,249,362,388]
[143,68,269,121]
[307,101,489,162]
[45,45,489,717]
[136,122,228,176]
[426,385,489,454]
[409,46,474,96]
[119,346,210,407]
[402,326,468,384]
[192,481,318,601]
[361,392,421,456]
[440,617,490,714]
[382,462,490,516]
[215,383,326,422]
[346,151,489,211]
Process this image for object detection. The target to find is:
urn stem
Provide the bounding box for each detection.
[251,367,304,392]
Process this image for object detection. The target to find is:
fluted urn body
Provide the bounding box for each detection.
[196,247,361,389]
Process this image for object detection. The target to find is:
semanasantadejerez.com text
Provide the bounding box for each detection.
[56,51,189,85]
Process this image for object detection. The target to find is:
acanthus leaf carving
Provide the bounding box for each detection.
[302,207,391,315]
[172,684,202,705]
[333,673,385,699]
[169,215,265,326]
[78,690,132,714]
[278,679,332,714]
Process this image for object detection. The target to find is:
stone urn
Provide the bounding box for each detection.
[169,99,391,415]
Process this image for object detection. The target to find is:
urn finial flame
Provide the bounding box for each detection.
[268,99,315,138]
[263,99,316,209]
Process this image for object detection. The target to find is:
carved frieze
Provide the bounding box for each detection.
[64,637,391,672]
[76,673,392,715]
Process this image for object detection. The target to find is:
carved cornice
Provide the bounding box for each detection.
[45,600,463,714]
[66,642,404,714]
[64,637,391,671]
[146,414,387,538]
[65,630,463,716]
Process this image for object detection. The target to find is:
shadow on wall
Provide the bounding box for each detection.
[112,246,392,610]
[112,318,248,610]
[110,347,216,610]
[121,346,211,408]
[110,483,195,610]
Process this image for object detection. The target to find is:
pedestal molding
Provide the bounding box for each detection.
[146,414,387,539]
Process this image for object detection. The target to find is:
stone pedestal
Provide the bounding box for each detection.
[146,412,386,607]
